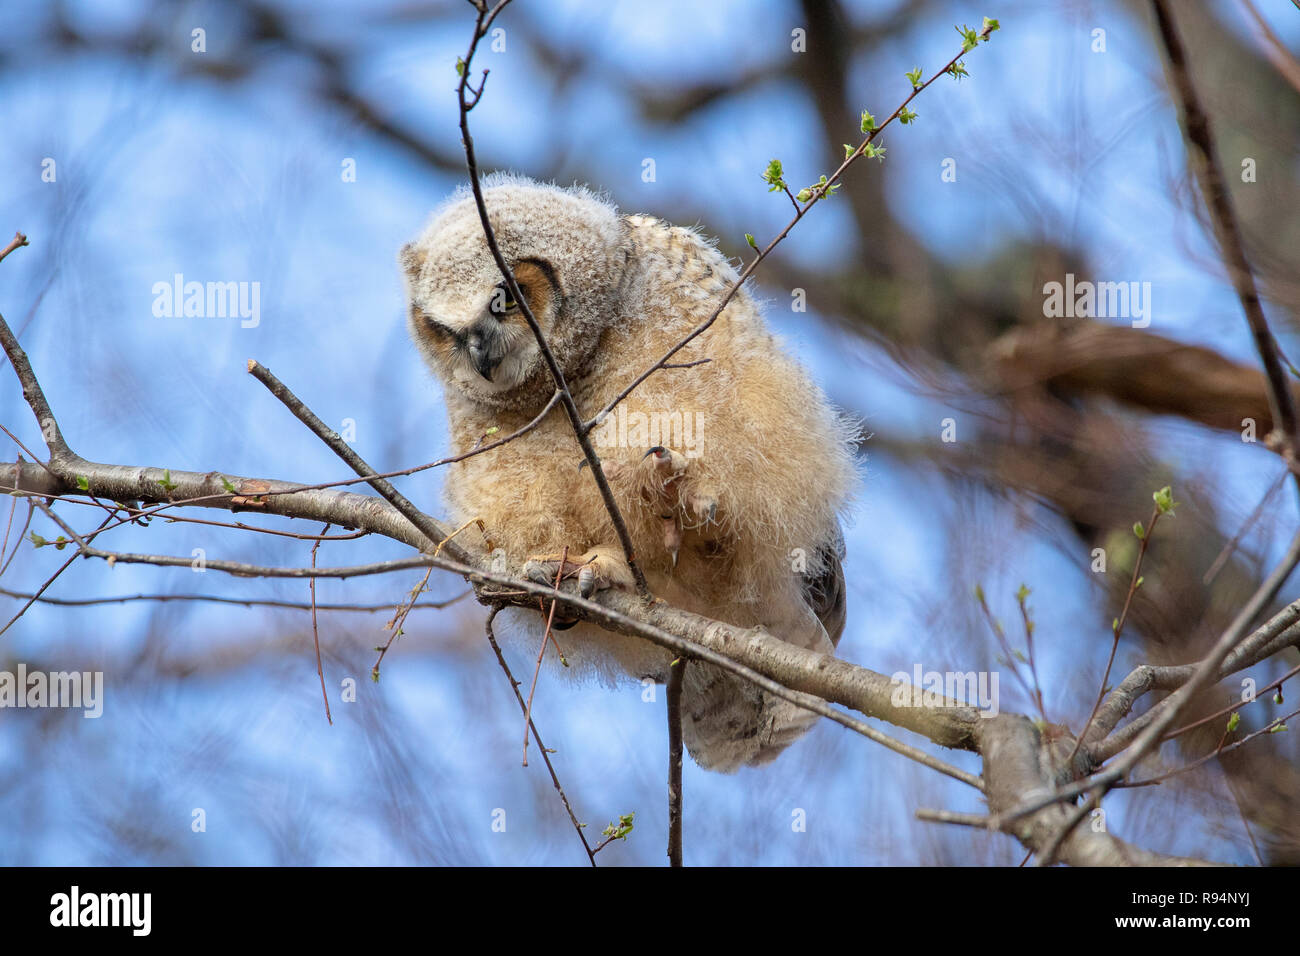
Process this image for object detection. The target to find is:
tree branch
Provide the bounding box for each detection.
[1151,0,1299,460]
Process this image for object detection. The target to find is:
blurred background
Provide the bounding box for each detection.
[1,0,1298,865]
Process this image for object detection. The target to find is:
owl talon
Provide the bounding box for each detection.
[661,514,683,567]
[525,561,557,586]
[643,445,687,476]
[639,447,721,537]
[686,492,718,526]
[523,553,586,587]
[523,547,635,600]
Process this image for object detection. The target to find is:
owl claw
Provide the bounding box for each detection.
[523,553,585,587]
[638,448,721,548]
[661,514,683,567]
[643,445,687,476]
[523,547,636,601]
[524,561,558,586]
[686,492,718,526]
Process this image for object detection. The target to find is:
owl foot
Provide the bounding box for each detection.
[660,515,683,567]
[523,545,637,599]
[643,446,720,529]
[643,445,687,478]
[683,489,719,526]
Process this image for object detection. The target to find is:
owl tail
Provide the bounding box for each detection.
[681,664,825,771]
[681,536,846,772]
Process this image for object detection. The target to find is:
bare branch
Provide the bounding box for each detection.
[1151,0,1299,458]
[666,658,685,868]
[0,310,71,459]
[247,359,470,562]
[483,607,599,865]
[308,525,334,725]
[0,585,468,614]
[0,231,28,266]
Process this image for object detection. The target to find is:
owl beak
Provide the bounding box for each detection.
[464,319,505,382]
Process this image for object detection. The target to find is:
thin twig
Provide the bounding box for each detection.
[1151,0,1299,458]
[915,808,996,829]
[1162,661,1299,743]
[583,23,1000,433]
[308,523,334,725]
[0,506,116,637]
[69,547,446,579]
[372,566,437,681]
[1126,705,1299,786]
[1203,468,1287,585]
[247,359,468,562]
[0,585,468,613]
[1066,504,1162,768]
[666,657,685,868]
[523,547,567,766]
[0,458,21,576]
[0,231,28,266]
[1234,791,1266,866]
[1015,587,1048,723]
[484,606,597,866]
[974,589,1041,716]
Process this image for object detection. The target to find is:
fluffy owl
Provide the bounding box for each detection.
[400,175,859,772]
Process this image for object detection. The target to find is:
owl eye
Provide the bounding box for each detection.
[414,305,455,339]
[489,282,525,317]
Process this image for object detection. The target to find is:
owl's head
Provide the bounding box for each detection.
[401,175,629,409]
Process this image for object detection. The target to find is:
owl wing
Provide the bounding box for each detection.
[801,523,847,650]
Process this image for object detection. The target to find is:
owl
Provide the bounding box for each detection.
[400,175,859,772]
